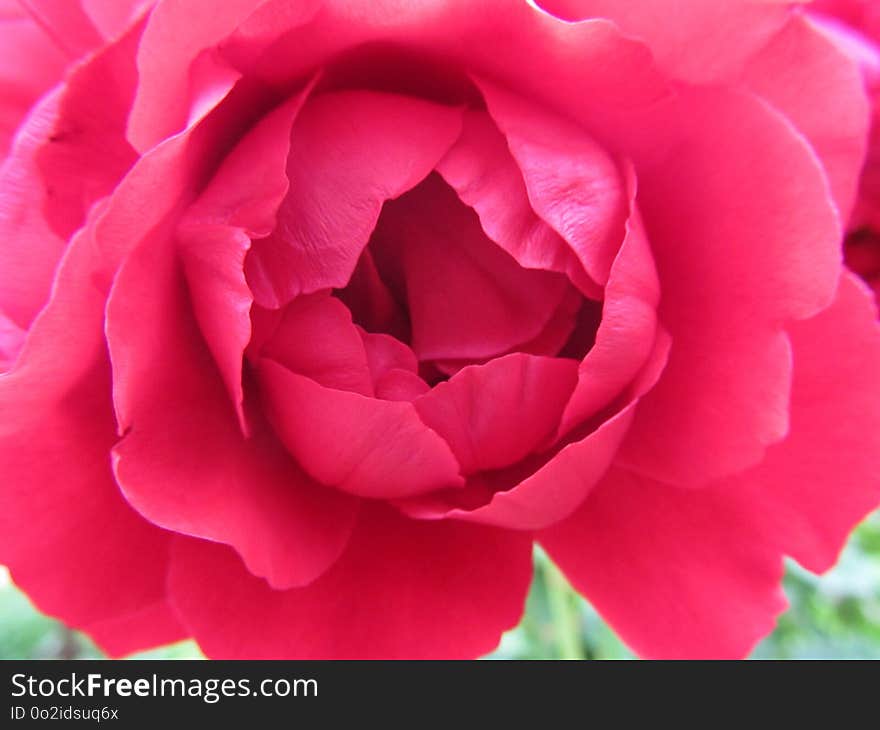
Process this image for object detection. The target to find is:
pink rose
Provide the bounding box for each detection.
[1,0,880,660]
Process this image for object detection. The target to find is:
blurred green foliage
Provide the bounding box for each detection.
[2,511,878,660]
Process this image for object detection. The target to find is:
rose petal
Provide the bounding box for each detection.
[256,293,374,396]
[81,0,149,40]
[245,91,464,308]
[0,309,25,372]
[414,353,578,476]
[370,174,572,362]
[127,0,303,151]
[534,0,796,84]
[257,358,464,498]
[475,80,628,287]
[709,271,880,574]
[358,329,420,384]
[168,504,533,659]
[0,91,67,328]
[179,84,315,429]
[437,109,601,298]
[335,248,409,340]
[397,326,671,530]
[35,13,142,240]
[743,13,870,222]
[616,87,841,486]
[540,465,788,659]
[0,216,184,657]
[559,167,660,434]
[0,0,67,159]
[540,271,880,659]
[15,0,103,57]
[109,224,359,590]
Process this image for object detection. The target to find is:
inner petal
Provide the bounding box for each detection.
[342,173,578,369]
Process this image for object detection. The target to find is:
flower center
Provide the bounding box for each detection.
[335,173,600,383]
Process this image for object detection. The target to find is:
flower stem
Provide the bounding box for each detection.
[542,558,585,660]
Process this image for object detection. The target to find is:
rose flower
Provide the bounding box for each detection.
[1,0,879,659]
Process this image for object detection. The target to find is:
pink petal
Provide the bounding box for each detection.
[540,465,788,660]
[239,5,667,140]
[539,273,880,660]
[559,167,660,433]
[257,358,464,499]
[616,87,841,486]
[358,329,420,384]
[397,327,671,531]
[0,308,25,372]
[0,1,66,159]
[709,271,880,574]
[335,248,409,340]
[0,215,184,657]
[255,293,374,397]
[178,85,314,430]
[80,0,150,40]
[534,0,795,84]
[437,110,601,298]
[0,14,146,329]
[127,0,267,151]
[371,174,571,362]
[34,13,142,240]
[743,13,870,223]
[168,504,533,659]
[15,0,103,58]
[245,91,463,308]
[414,354,578,476]
[475,79,628,287]
[375,369,432,402]
[0,91,67,328]
[109,223,359,590]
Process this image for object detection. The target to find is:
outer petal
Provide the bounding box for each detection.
[540,271,880,659]
[127,0,320,151]
[742,13,870,222]
[245,91,463,307]
[0,0,66,159]
[168,504,533,659]
[0,34,286,648]
[34,13,142,240]
[0,215,183,657]
[179,84,315,429]
[708,272,880,574]
[0,15,142,329]
[0,92,67,328]
[109,222,359,590]
[617,88,841,486]
[534,0,798,84]
[540,465,788,660]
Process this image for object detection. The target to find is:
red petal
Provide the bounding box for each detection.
[540,271,880,658]
[257,358,464,499]
[245,91,463,307]
[168,505,533,659]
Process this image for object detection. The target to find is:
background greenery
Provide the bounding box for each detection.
[2,511,878,660]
